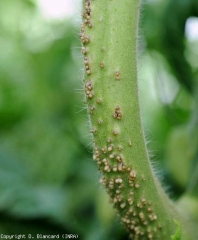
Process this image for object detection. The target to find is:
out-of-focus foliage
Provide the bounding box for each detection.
[0,0,197,239]
[141,0,198,199]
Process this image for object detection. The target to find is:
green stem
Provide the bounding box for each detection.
[81,0,195,239]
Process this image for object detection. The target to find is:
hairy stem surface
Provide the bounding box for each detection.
[80,0,194,239]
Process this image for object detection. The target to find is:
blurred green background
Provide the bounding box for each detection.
[0,0,197,239]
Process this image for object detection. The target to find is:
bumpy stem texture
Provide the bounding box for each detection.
[81,1,194,239]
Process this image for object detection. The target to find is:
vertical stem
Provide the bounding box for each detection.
[80,0,194,239]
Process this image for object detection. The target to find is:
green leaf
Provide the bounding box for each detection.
[171,219,181,240]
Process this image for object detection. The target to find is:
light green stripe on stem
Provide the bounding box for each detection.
[81,0,194,239]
